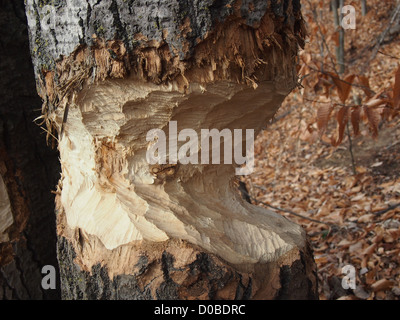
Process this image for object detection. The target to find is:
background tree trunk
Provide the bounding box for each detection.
[23,0,318,300]
[361,0,368,16]
[0,0,60,299]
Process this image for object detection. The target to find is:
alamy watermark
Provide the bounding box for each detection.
[341,5,356,30]
[41,265,56,290]
[146,121,255,175]
[341,265,356,290]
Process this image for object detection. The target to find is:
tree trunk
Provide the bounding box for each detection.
[0,0,60,299]
[24,0,318,300]
[361,0,368,17]
[332,0,345,75]
[338,0,345,75]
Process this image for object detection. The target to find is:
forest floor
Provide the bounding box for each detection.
[243,0,400,300]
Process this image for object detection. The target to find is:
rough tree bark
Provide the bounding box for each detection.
[24,0,318,300]
[0,0,60,299]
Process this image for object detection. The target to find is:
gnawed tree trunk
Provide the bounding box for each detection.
[25,0,317,299]
[0,0,60,299]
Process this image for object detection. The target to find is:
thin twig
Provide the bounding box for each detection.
[258,199,335,226]
[349,3,400,71]
[373,203,400,216]
[304,97,397,114]
[386,140,400,150]
[247,185,336,227]
[270,110,293,124]
[305,64,376,95]
[307,0,340,75]
[368,3,400,62]
[378,50,400,60]
[303,97,355,108]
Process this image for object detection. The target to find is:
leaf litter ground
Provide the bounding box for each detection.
[242,0,400,300]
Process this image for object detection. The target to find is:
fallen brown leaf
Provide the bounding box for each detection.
[371,279,395,292]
